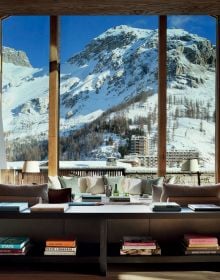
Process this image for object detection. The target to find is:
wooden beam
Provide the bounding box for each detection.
[0,0,219,15]
[158,15,167,177]
[0,19,7,169]
[216,16,220,183]
[48,16,60,176]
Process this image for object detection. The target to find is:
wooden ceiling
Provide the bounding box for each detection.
[0,0,219,15]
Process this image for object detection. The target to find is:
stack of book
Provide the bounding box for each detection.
[0,237,30,255]
[81,195,102,202]
[183,234,220,255]
[44,238,77,256]
[120,236,161,256]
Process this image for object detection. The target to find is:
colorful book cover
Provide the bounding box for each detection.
[0,244,31,255]
[46,239,76,247]
[0,237,30,249]
[184,234,218,244]
[122,244,157,250]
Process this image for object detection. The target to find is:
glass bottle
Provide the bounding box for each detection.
[113,183,119,196]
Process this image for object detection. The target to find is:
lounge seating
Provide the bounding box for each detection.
[153,183,220,206]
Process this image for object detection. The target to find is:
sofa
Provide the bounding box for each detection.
[49,175,165,197]
[152,182,220,206]
[0,183,72,206]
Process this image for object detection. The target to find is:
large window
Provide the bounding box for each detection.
[59,16,159,168]
[2,16,49,165]
[166,16,216,179]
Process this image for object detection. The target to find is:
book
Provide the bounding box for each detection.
[44,251,76,256]
[0,244,31,255]
[184,234,218,244]
[188,204,220,211]
[0,237,30,249]
[45,247,77,252]
[123,241,156,246]
[123,236,154,243]
[0,202,28,212]
[69,202,104,206]
[120,247,161,256]
[184,250,220,255]
[109,196,130,202]
[122,244,157,250]
[186,244,219,248]
[81,195,102,202]
[151,202,181,212]
[46,239,76,247]
[30,203,69,213]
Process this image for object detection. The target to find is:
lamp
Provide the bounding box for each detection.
[22,161,40,184]
[181,158,200,185]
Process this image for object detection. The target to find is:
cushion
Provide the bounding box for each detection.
[48,188,72,203]
[142,177,164,195]
[48,176,62,189]
[58,176,80,194]
[152,184,163,202]
[161,183,220,203]
[86,177,105,194]
[0,183,48,203]
[123,178,142,195]
[78,177,88,193]
[106,176,125,194]
[166,176,176,184]
[0,196,42,206]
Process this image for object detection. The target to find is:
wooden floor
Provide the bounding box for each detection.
[0,265,220,280]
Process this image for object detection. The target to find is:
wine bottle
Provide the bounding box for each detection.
[113,183,119,196]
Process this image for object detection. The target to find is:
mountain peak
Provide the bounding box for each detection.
[2,46,32,67]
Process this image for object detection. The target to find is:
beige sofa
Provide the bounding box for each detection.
[153,183,220,206]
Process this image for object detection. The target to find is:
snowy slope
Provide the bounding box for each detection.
[1,26,216,168]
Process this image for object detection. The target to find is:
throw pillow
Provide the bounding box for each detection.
[166,176,176,184]
[161,183,220,202]
[78,177,88,193]
[48,176,62,189]
[48,188,72,203]
[142,177,164,195]
[58,176,80,194]
[152,184,163,202]
[86,177,105,194]
[0,183,48,203]
[123,178,142,195]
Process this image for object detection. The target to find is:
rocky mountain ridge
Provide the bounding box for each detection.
[1,26,216,168]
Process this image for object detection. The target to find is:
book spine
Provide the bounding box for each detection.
[186,239,218,244]
[123,242,156,246]
[185,250,220,255]
[44,251,76,256]
[46,241,76,247]
[122,245,156,250]
[0,244,23,249]
[187,243,218,248]
[45,247,77,252]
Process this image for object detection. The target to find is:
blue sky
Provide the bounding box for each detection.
[2,15,216,68]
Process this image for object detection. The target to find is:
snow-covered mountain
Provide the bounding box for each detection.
[2,26,216,168]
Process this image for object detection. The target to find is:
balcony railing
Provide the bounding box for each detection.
[0,168,215,185]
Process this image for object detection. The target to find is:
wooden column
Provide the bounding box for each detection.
[49,16,60,176]
[158,16,167,177]
[216,16,220,183]
[0,19,7,169]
